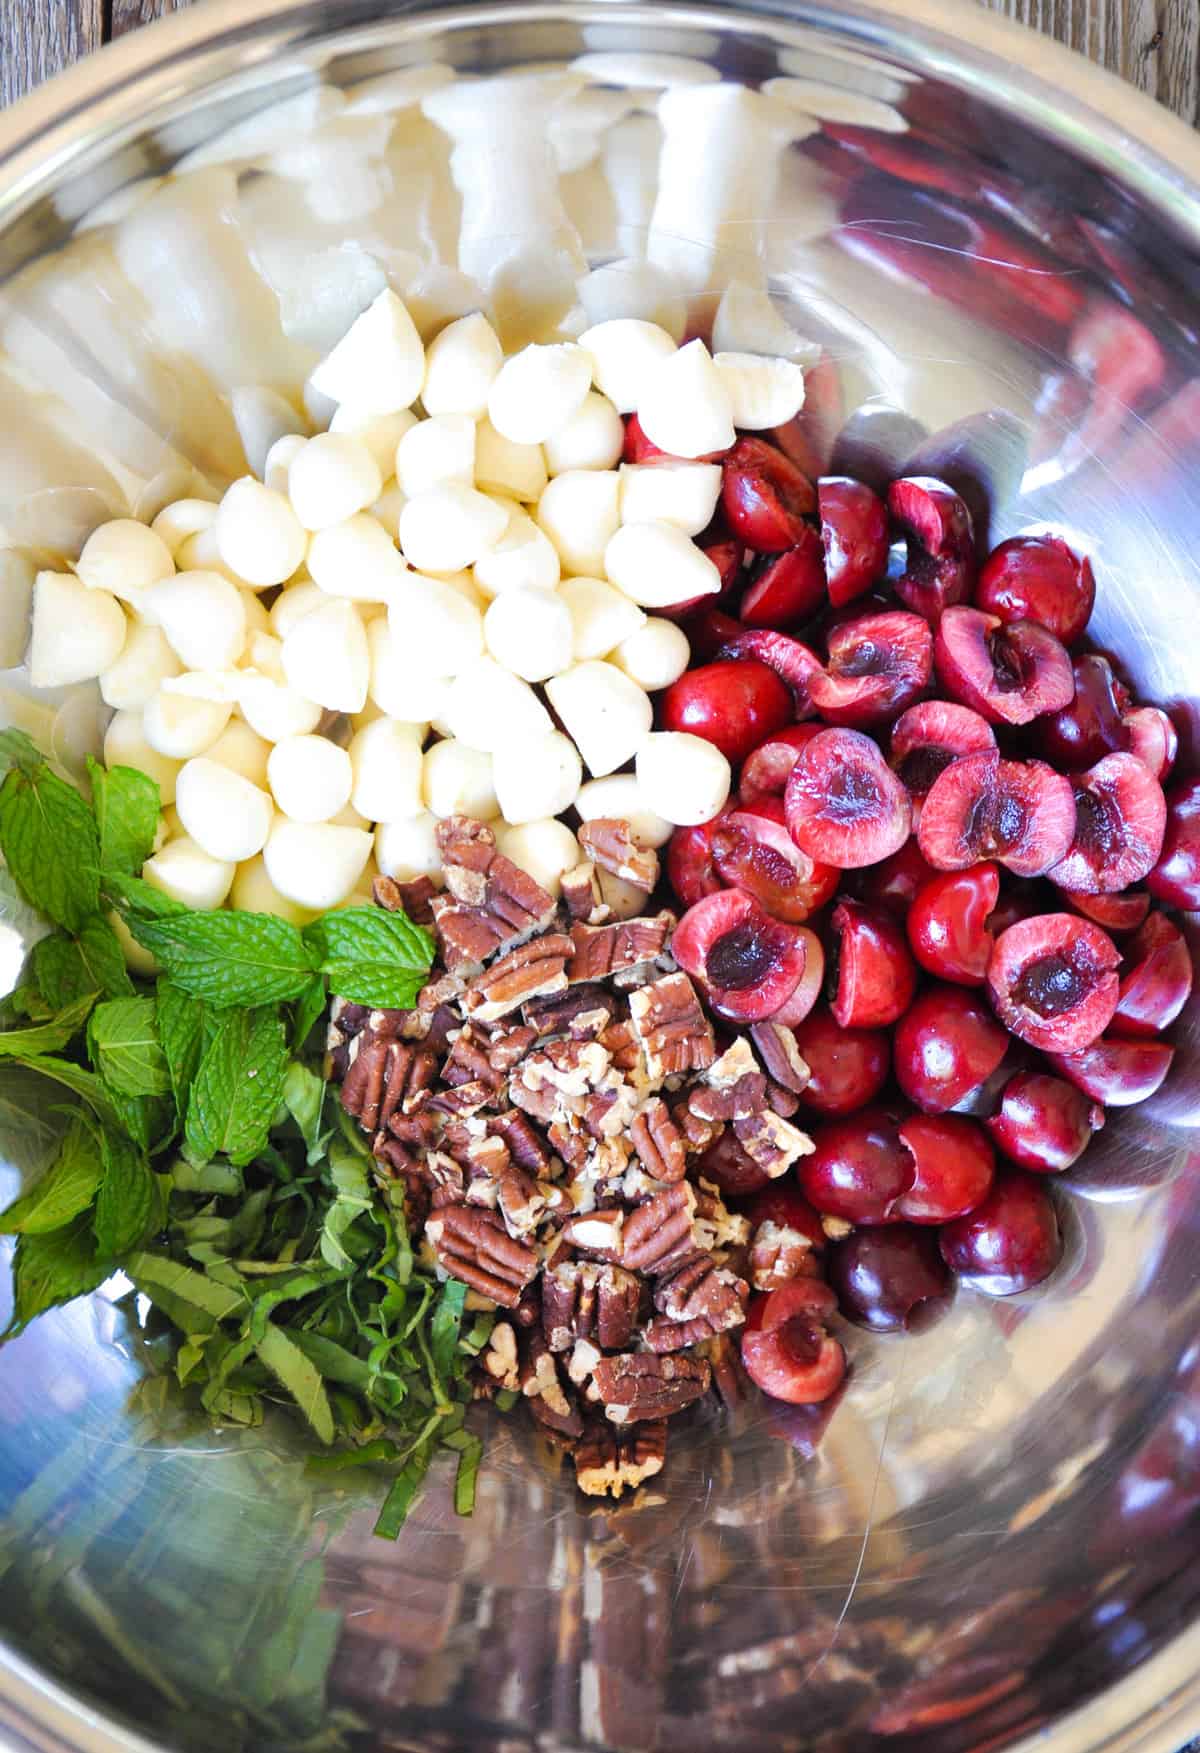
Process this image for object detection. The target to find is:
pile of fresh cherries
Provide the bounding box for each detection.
[647,431,1196,1403]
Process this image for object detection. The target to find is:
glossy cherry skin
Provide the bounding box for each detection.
[888,476,976,623]
[893,985,1009,1113]
[938,1171,1063,1296]
[975,534,1095,646]
[666,814,726,908]
[828,899,919,1028]
[908,863,1000,985]
[829,1225,955,1331]
[1063,887,1152,934]
[740,530,827,627]
[848,838,937,918]
[739,724,825,804]
[741,1280,846,1404]
[1111,912,1193,1037]
[800,1105,915,1224]
[1046,1036,1176,1106]
[818,476,890,606]
[716,628,822,712]
[660,659,794,765]
[1147,776,1200,910]
[792,1007,891,1116]
[721,436,817,551]
[1037,653,1126,770]
[985,1071,1105,1172]
[696,1128,773,1198]
[681,605,744,663]
[1123,705,1178,781]
[895,1113,996,1222]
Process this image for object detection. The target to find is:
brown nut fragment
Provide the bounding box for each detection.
[542,1260,641,1352]
[577,818,660,893]
[523,983,614,1039]
[628,973,716,1083]
[622,1183,697,1272]
[750,1021,811,1095]
[654,1255,748,1331]
[568,913,675,985]
[561,860,605,922]
[425,1205,539,1307]
[520,1333,585,1441]
[630,1098,687,1184]
[572,1421,668,1498]
[489,1108,552,1174]
[483,1320,521,1390]
[749,1220,822,1293]
[670,1096,722,1154]
[431,817,557,974]
[561,1207,625,1262]
[598,1018,643,1077]
[497,1167,559,1237]
[340,1034,389,1129]
[591,1351,711,1425]
[732,1109,814,1179]
[465,934,573,1022]
[374,871,439,926]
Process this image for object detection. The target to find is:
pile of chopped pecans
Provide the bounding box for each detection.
[330,815,818,1497]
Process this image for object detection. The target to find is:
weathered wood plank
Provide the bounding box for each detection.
[111,0,192,37]
[0,0,105,108]
[978,0,1200,124]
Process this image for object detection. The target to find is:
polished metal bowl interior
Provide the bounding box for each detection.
[2,4,1200,1750]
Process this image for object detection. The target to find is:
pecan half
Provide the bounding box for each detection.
[560,860,605,922]
[561,1207,625,1262]
[523,983,614,1040]
[644,1256,748,1351]
[572,1420,668,1497]
[577,818,660,893]
[465,934,572,1022]
[622,1183,697,1273]
[431,817,556,974]
[425,1205,538,1307]
[489,1109,552,1174]
[542,1260,642,1353]
[568,913,674,985]
[750,1021,811,1095]
[591,1351,711,1424]
[749,1220,822,1293]
[628,974,716,1082]
[630,1098,687,1184]
[374,871,440,926]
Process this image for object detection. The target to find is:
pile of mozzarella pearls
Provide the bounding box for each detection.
[26,287,806,931]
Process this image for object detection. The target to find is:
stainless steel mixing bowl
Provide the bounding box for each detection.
[2,3,1200,1749]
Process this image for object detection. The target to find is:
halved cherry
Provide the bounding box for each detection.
[681,605,745,663]
[785,727,912,869]
[888,477,976,622]
[695,1128,773,1198]
[792,1007,890,1115]
[740,530,827,628]
[716,627,822,714]
[818,475,890,606]
[894,984,1009,1113]
[746,1182,828,1250]
[828,1225,954,1332]
[1048,753,1167,895]
[1148,775,1200,910]
[800,1105,915,1223]
[908,862,1000,985]
[828,898,918,1028]
[894,1113,995,1223]
[1122,706,1178,782]
[666,814,727,908]
[1045,1036,1175,1106]
[770,928,825,1025]
[938,1171,1062,1295]
[808,609,933,729]
[918,751,1076,877]
[987,913,1120,1052]
[741,1280,846,1404]
[721,436,817,550]
[712,799,838,923]
[739,724,825,805]
[889,699,996,802]
[672,888,807,1022]
[623,410,730,465]
[1038,653,1127,769]
[987,877,1054,938]
[935,606,1075,725]
[660,536,746,619]
[975,534,1095,646]
[1111,912,1193,1037]
[660,659,794,765]
[985,1070,1104,1172]
[1062,887,1152,934]
[848,838,937,917]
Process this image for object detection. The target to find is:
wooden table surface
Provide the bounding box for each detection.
[0,0,1198,121]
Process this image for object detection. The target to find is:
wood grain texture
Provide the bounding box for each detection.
[111,0,191,36]
[0,0,105,108]
[978,0,1200,124]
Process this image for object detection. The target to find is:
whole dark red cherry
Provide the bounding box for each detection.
[985,1070,1104,1172]
[828,1225,954,1331]
[800,1105,915,1224]
[791,1007,890,1115]
[893,984,1009,1113]
[1147,776,1200,910]
[938,1171,1063,1295]
[660,660,793,765]
[907,863,1000,985]
[895,1113,996,1222]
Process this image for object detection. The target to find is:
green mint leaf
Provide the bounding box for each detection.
[319,1137,375,1271]
[0,728,45,778]
[1,985,52,1022]
[282,1061,326,1164]
[0,762,100,932]
[11,1054,122,1130]
[3,1214,108,1340]
[0,1112,102,1235]
[291,973,327,1053]
[86,996,170,1099]
[155,980,209,1115]
[303,906,434,1010]
[87,759,160,876]
[185,1007,289,1167]
[125,1252,246,1335]
[256,1322,335,1445]
[430,1279,468,1384]
[0,993,98,1058]
[104,1086,172,1154]
[32,918,134,1007]
[124,909,317,1009]
[373,1450,431,1540]
[286,1330,373,1393]
[446,1430,482,1517]
[94,1126,154,1259]
[103,872,185,920]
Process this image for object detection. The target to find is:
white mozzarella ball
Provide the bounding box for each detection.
[395,414,475,498]
[104,709,182,805]
[151,499,215,560]
[474,418,547,503]
[267,733,353,823]
[422,312,504,418]
[368,620,456,722]
[576,773,673,847]
[619,461,722,535]
[153,570,247,671]
[636,338,735,459]
[76,519,174,608]
[375,810,443,882]
[329,404,417,478]
[270,581,325,640]
[559,574,645,659]
[176,757,274,861]
[399,484,508,574]
[142,835,235,911]
[473,506,560,597]
[635,730,731,826]
[493,731,582,825]
[386,570,483,673]
[494,818,581,898]
[598,868,647,920]
[713,350,806,430]
[421,738,498,821]
[487,343,592,445]
[536,470,620,577]
[544,662,652,778]
[348,718,424,822]
[237,674,323,742]
[328,801,371,830]
[230,855,318,925]
[484,586,573,682]
[205,718,272,787]
[604,521,721,609]
[174,524,242,587]
[308,289,426,415]
[288,433,383,531]
[543,391,624,474]
[241,592,272,641]
[143,690,232,760]
[443,658,553,753]
[610,616,690,691]
[368,481,407,540]
[215,478,308,587]
[99,618,180,710]
[307,513,406,601]
[262,434,308,496]
[109,907,159,977]
[263,819,375,910]
[29,571,127,689]
[431,569,483,611]
[243,630,286,682]
[162,669,243,707]
[281,598,370,713]
[578,319,678,415]
[231,387,305,484]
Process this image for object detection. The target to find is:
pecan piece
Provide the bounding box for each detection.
[520,1333,584,1441]
[497,1166,562,1237]
[628,974,716,1082]
[670,1096,722,1154]
[749,1220,822,1293]
[598,1018,642,1076]
[425,1205,538,1307]
[542,1260,641,1352]
[572,1421,668,1498]
[644,1256,748,1351]
[465,934,572,1022]
[622,1183,697,1273]
[522,983,614,1039]
[489,1109,552,1174]
[630,1098,687,1183]
[732,1109,814,1179]
[340,1034,389,1129]
[592,1352,710,1424]
[432,816,557,973]
[560,860,605,922]
[374,871,440,926]
[577,818,660,893]
[750,1021,811,1095]
[567,913,674,985]
[482,1320,520,1391]
[561,1207,625,1262]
